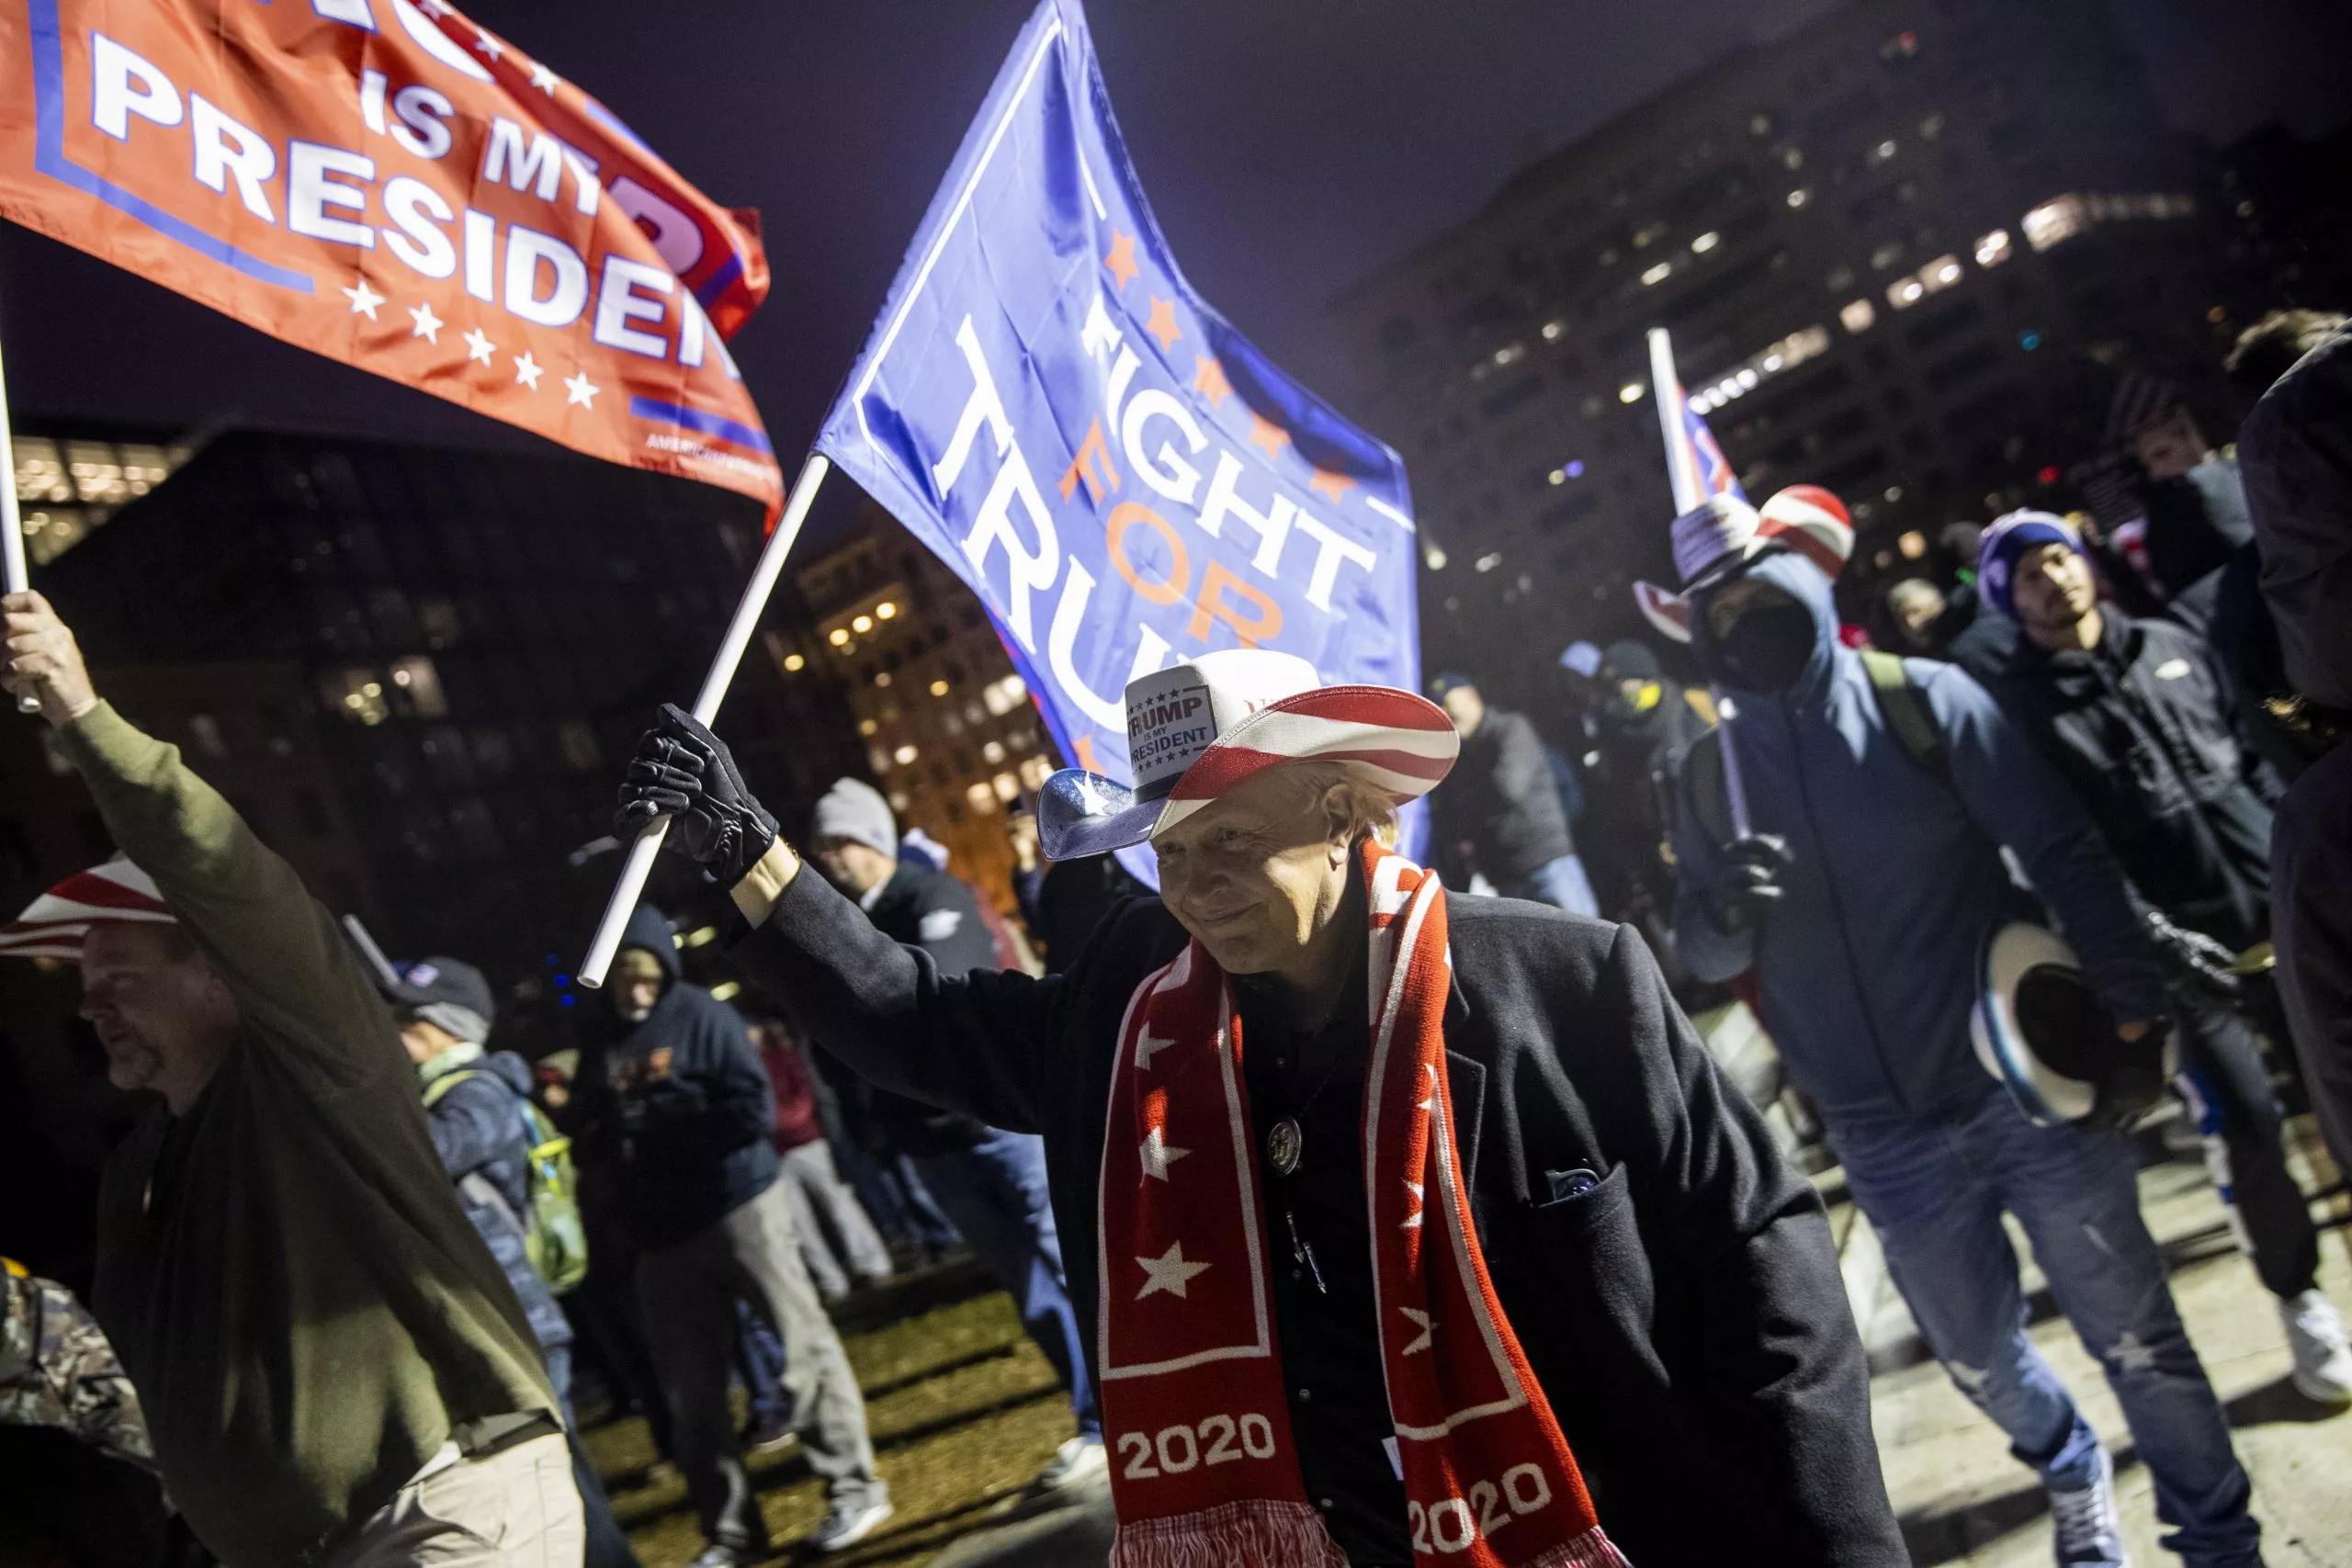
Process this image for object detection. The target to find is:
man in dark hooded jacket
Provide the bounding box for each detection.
[583,906,888,1562]
[1663,497,2260,1568]
[1975,512,2351,1406]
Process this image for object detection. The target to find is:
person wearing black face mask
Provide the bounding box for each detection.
[1662,497,2265,1568]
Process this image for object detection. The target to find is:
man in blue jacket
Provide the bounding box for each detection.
[1666,498,2260,1568]
[583,906,888,1562]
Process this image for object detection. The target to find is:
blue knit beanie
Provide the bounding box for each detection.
[1977,511,2086,621]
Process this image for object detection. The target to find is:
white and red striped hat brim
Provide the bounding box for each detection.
[1758,484,1855,577]
[1037,684,1459,861]
[1632,580,1694,645]
[0,857,175,964]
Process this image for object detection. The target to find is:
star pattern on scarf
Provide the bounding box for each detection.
[1399,1306,1435,1356]
[1139,1124,1191,1182]
[1401,1180,1424,1231]
[1136,1241,1212,1301]
[1416,1062,1439,1113]
[1134,1028,1176,1073]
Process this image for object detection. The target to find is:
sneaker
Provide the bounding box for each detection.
[741,1416,797,1455]
[2281,1289,2352,1407]
[807,1493,895,1554]
[685,1545,754,1568]
[2048,1448,2129,1568]
[1034,1435,1108,1492]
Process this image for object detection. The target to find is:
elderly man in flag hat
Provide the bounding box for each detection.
[617,652,1903,1567]
[3,591,580,1568]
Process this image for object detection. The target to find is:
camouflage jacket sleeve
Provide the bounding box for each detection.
[0,1266,156,1472]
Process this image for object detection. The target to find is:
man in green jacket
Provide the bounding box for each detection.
[2,591,582,1568]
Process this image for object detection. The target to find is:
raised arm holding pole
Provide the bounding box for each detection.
[0,317,43,713]
[577,451,832,989]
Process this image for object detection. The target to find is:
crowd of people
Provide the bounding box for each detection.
[0,305,2347,1568]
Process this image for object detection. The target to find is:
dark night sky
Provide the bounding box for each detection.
[3,0,2346,469]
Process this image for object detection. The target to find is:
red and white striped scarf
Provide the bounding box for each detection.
[1096,838,1627,1568]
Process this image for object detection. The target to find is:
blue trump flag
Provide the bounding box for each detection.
[816,0,1422,875]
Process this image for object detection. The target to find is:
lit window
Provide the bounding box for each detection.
[1871,139,1898,164]
[1641,262,1672,286]
[874,671,892,688]
[994,772,1021,802]
[828,627,850,647]
[1888,276,1927,308]
[783,652,806,671]
[1871,243,1904,271]
[857,718,877,737]
[1019,756,1054,790]
[1493,343,1525,367]
[1690,231,1720,254]
[1736,367,1760,389]
[982,739,1006,764]
[1782,148,1804,170]
[1921,254,1962,291]
[1919,112,1946,140]
[1973,228,2013,267]
[1840,299,1877,334]
[870,749,891,774]
[1474,552,1503,573]
[930,679,949,696]
[852,614,873,634]
[875,601,897,619]
[1541,320,1566,341]
[2022,195,2086,251]
[1548,468,1566,486]
[888,791,911,812]
[1618,381,1645,404]
[390,655,448,716]
[1885,486,1906,504]
[1786,186,1811,209]
[1423,544,1448,571]
[893,744,919,765]
[1897,529,1928,558]
[1749,113,1771,137]
[1564,459,1585,479]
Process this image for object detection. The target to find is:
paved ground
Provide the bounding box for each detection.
[601,1115,2351,1566]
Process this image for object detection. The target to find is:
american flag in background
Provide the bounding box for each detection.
[1647,326,1749,515]
[1680,392,1748,506]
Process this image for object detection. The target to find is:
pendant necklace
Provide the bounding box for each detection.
[1262,1033,1348,1296]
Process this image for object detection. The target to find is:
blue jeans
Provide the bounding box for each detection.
[1833,1086,2258,1567]
[1498,852,1599,917]
[914,1130,1101,1441]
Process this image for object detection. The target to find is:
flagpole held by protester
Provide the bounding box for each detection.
[1646,325,1752,840]
[0,314,40,713]
[577,451,831,989]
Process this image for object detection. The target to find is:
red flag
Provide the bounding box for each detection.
[0,0,780,511]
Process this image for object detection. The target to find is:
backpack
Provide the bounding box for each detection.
[423,1069,591,1295]
[1684,650,1945,845]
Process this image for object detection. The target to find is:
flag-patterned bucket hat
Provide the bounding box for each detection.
[0,857,174,963]
[1036,649,1460,861]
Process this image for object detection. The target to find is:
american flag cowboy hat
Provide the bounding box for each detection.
[1036,649,1460,861]
[0,857,175,963]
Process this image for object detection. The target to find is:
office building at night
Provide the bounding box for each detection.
[26,421,864,1032]
[788,504,1057,913]
[1332,0,2242,690]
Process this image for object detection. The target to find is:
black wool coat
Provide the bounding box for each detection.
[729,869,1905,1566]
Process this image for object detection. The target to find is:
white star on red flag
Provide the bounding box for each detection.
[473,29,502,60]
[342,278,385,321]
[1135,1241,1211,1301]
[529,62,560,95]
[463,328,497,365]
[513,351,545,389]
[407,302,443,344]
[564,370,600,408]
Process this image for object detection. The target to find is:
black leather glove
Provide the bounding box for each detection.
[2083,1015,2174,1134]
[615,703,779,887]
[1702,833,1792,935]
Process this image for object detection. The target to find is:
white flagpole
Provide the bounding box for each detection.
[577,450,831,987]
[0,321,42,714]
[1645,327,1752,840]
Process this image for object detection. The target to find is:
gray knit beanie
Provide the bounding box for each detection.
[812,778,898,858]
